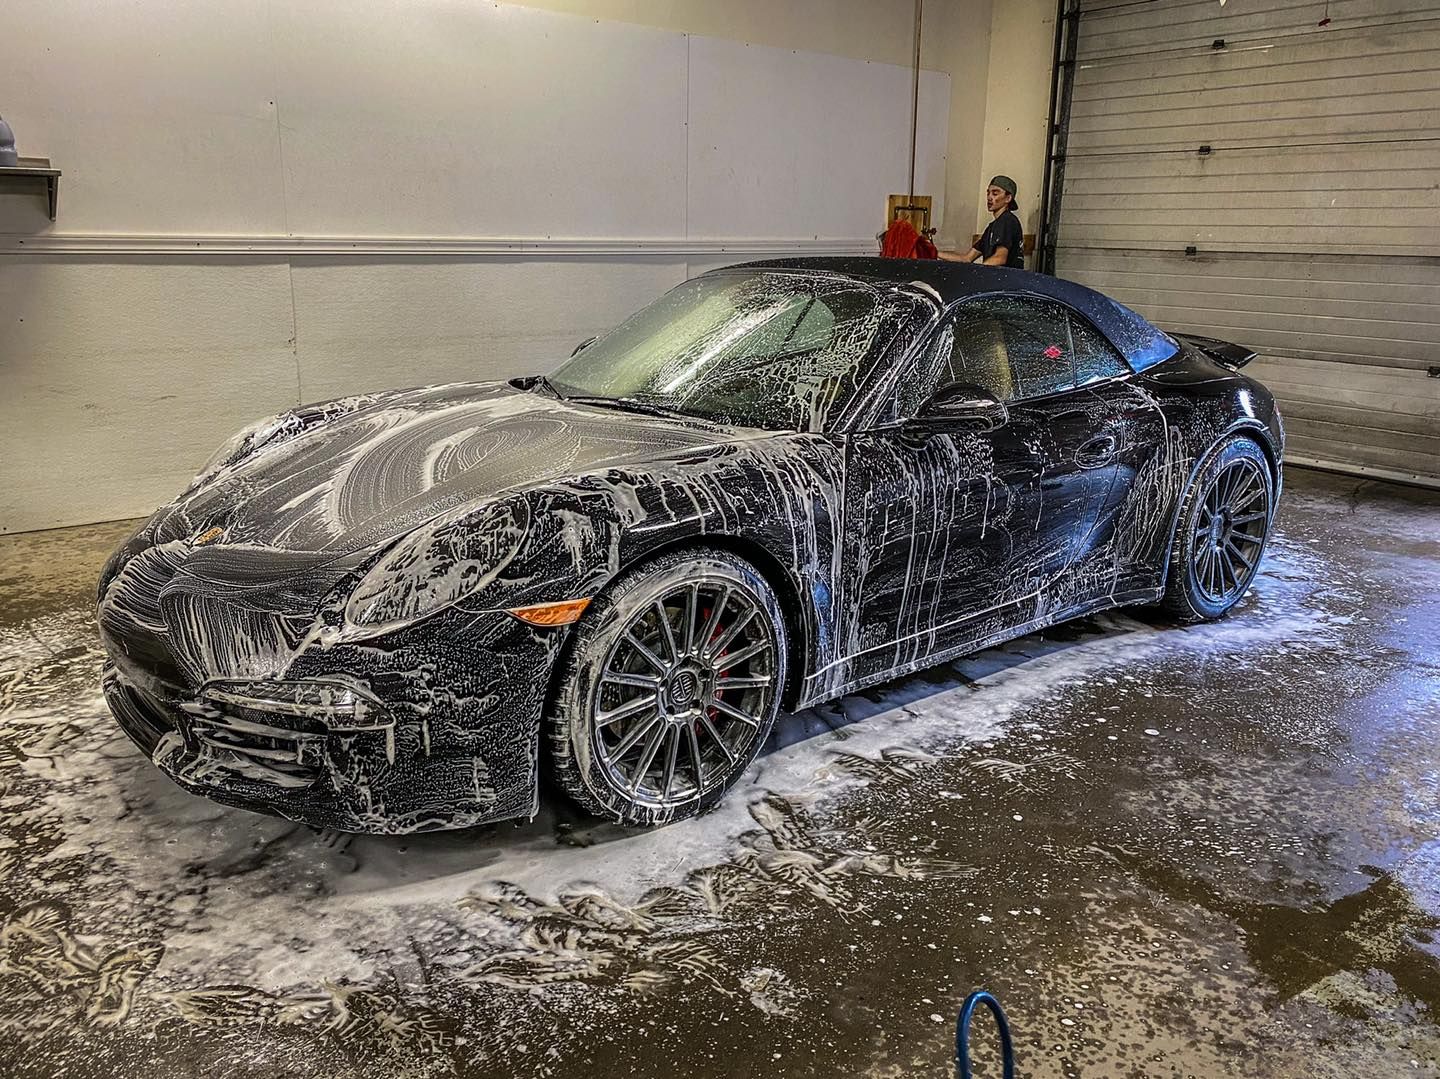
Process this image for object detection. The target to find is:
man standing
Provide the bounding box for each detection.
[940,175,1025,268]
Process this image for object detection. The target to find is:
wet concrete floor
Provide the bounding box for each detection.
[0,466,1437,1078]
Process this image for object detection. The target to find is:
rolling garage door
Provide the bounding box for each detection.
[1051,0,1440,486]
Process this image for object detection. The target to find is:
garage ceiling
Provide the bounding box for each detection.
[1051,0,1440,486]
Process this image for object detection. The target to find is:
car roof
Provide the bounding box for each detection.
[721,256,1179,373]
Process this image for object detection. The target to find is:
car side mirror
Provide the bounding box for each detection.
[571,335,598,357]
[915,383,1009,431]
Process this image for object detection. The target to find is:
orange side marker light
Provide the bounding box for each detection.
[508,597,592,626]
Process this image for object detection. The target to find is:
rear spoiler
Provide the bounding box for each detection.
[1170,332,1259,369]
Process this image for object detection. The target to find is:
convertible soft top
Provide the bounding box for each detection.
[727,256,1179,373]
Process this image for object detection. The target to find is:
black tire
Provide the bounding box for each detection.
[546,548,787,826]
[1162,435,1275,623]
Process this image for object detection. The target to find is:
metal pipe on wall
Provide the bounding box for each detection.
[1037,0,1080,276]
[908,0,923,199]
[1036,0,1067,275]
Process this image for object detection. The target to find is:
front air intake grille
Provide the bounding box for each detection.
[102,668,179,756]
[179,701,325,789]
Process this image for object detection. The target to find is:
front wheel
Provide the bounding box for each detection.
[1162,436,1275,622]
[546,548,787,826]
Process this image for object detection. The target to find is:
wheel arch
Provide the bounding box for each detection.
[587,533,816,712]
[1158,420,1279,590]
[1238,421,1282,494]
[538,531,810,823]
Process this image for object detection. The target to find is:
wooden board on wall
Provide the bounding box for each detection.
[0,0,285,236]
[1,1,953,246]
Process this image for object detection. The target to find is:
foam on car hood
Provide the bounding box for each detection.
[179,381,748,555]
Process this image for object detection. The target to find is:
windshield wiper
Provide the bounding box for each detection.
[531,374,565,400]
[565,395,693,421]
[564,388,699,417]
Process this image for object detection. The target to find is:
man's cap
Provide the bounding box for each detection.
[989,175,1017,199]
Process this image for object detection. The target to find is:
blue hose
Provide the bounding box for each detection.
[955,990,1016,1079]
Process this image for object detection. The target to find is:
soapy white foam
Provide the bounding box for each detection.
[0,533,1349,1002]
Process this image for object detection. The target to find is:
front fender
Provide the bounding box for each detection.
[461,438,846,702]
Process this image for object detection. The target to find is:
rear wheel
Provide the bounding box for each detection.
[1162,436,1274,622]
[546,548,786,826]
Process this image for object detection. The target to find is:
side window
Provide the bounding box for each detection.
[949,309,1018,400]
[951,297,1072,400]
[1068,313,1130,386]
[888,297,1130,422]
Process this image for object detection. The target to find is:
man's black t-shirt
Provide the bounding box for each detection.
[977,209,1025,268]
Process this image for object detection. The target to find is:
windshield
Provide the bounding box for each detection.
[549,271,927,432]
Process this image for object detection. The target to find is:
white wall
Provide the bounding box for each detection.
[975,0,1058,244]
[933,0,997,252]
[0,0,959,532]
[510,0,1000,252]
[511,0,974,70]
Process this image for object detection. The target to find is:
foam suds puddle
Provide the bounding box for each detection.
[0,532,1384,1075]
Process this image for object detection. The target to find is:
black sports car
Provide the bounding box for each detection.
[97,258,1283,832]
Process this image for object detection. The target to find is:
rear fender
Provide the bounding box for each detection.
[1156,419,1280,591]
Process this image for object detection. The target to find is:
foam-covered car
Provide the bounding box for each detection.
[97,257,1282,831]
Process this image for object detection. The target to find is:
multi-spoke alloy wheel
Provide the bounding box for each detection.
[1163,435,1276,622]
[1191,457,1268,606]
[547,549,786,825]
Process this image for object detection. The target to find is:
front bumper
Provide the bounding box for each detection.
[100,603,567,834]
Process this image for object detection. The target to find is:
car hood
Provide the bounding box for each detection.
[178,381,748,555]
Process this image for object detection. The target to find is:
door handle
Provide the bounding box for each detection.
[1076,434,1118,468]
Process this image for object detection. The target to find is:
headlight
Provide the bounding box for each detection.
[336,497,532,639]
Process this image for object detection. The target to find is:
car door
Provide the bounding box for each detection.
[839,411,1043,683]
[837,310,1049,685]
[838,296,1138,686]
[944,297,1124,606]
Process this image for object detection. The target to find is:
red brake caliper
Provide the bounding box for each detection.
[696,606,727,727]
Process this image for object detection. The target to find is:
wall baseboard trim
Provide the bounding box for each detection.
[0,233,878,258]
[1285,455,1440,492]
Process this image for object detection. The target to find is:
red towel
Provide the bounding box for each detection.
[881,218,938,259]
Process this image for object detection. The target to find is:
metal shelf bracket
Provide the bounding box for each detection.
[0,157,61,220]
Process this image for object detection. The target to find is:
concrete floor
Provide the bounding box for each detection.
[1,466,1437,1078]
